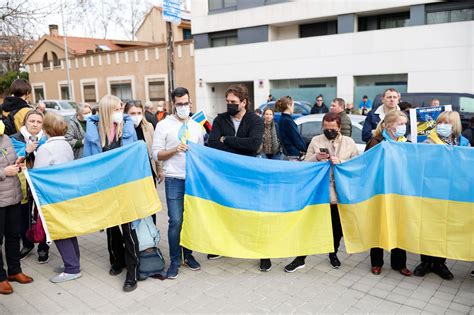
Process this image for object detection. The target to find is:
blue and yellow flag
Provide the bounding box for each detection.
[334,141,474,261]
[25,141,161,242]
[181,143,333,259]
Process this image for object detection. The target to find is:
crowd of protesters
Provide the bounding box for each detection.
[0,79,472,296]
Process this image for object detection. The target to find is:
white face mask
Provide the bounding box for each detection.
[157,106,164,112]
[176,105,190,119]
[83,113,92,120]
[112,112,123,124]
[131,115,143,127]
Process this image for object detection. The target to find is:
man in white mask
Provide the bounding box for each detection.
[152,87,204,279]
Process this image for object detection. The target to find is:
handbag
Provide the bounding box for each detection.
[26,202,46,243]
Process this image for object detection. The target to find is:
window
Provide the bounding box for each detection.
[52,52,60,67]
[210,30,238,47]
[83,84,97,103]
[44,102,57,109]
[460,97,474,113]
[378,13,410,29]
[427,8,473,24]
[183,28,192,40]
[148,81,165,102]
[60,85,70,100]
[208,0,236,11]
[34,87,44,102]
[42,53,49,69]
[111,83,132,100]
[300,21,337,38]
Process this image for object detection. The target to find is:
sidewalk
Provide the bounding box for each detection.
[2,186,473,314]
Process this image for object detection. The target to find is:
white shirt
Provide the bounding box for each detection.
[152,115,204,179]
[374,104,401,120]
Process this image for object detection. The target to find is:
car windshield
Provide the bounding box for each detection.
[300,121,365,145]
[460,96,474,113]
[293,104,305,114]
[59,101,77,109]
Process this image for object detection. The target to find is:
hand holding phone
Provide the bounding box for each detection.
[316,148,330,161]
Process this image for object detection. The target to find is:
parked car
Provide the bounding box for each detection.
[294,114,366,154]
[42,100,78,121]
[258,101,312,122]
[371,92,474,129]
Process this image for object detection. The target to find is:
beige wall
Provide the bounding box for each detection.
[135,7,190,44]
[26,41,195,107]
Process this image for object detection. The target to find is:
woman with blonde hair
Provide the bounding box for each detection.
[365,110,412,277]
[365,110,409,150]
[34,113,80,283]
[413,110,469,280]
[83,95,140,292]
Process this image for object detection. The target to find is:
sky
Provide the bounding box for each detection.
[30,0,191,40]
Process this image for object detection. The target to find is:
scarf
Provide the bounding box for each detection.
[20,125,44,143]
[428,131,457,146]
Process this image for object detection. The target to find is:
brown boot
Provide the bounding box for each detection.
[0,280,13,294]
[8,273,33,284]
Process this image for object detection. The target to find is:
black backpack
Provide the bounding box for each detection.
[0,105,21,136]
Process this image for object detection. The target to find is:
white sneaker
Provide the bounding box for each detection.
[50,272,82,283]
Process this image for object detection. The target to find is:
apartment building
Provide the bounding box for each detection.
[192,0,474,116]
[23,6,195,107]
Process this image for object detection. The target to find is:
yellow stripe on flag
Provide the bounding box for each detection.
[181,195,334,259]
[339,194,474,261]
[41,176,161,240]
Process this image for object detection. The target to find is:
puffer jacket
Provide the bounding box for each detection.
[0,135,22,207]
[65,114,86,159]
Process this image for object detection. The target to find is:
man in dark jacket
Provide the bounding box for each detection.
[310,95,329,114]
[1,79,32,135]
[362,88,400,142]
[208,84,263,157]
[207,84,266,269]
[330,98,352,137]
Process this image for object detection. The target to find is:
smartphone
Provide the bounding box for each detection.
[319,148,329,154]
[16,156,26,164]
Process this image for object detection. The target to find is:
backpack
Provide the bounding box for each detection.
[136,216,166,280]
[0,106,21,136]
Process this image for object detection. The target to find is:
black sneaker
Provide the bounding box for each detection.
[123,280,137,292]
[413,262,431,277]
[329,253,341,269]
[259,259,272,272]
[470,270,474,277]
[19,247,33,260]
[432,263,454,280]
[38,251,49,264]
[284,258,305,273]
[184,255,201,271]
[207,254,222,260]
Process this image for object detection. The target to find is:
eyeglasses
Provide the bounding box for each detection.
[316,99,323,102]
[175,102,190,107]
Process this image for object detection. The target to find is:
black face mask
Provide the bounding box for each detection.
[324,129,338,140]
[227,103,240,116]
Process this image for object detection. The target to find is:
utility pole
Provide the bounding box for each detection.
[166,21,175,103]
[60,0,72,100]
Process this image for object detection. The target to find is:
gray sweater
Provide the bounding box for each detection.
[34,137,74,169]
[0,135,22,207]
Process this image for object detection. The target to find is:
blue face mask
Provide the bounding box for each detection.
[394,125,406,138]
[437,123,452,138]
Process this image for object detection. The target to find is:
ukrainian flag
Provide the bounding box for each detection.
[334,141,474,261]
[181,143,333,259]
[25,141,161,242]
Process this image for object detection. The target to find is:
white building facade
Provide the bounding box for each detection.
[192,0,474,116]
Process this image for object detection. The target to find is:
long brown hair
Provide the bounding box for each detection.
[275,96,292,112]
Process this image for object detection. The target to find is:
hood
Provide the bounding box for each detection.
[1,96,29,112]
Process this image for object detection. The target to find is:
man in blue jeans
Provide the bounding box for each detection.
[152,87,204,279]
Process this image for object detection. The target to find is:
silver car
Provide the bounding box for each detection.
[42,100,77,121]
[294,114,367,154]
